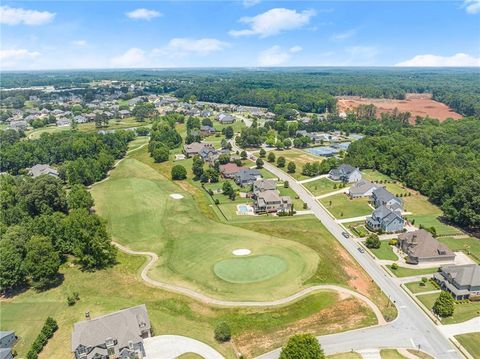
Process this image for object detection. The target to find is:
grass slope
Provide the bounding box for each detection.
[367,241,398,261]
[321,194,372,219]
[455,333,480,359]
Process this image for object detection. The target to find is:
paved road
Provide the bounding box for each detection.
[143,335,224,359]
[236,143,462,358]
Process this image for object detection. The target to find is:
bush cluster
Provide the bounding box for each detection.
[27,317,58,359]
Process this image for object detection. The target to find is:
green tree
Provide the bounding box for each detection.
[20,176,68,216]
[171,165,187,180]
[287,161,296,173]
[277,156,286,168]
[224,126,234,139]
[67,184,94,210]
[192,157,205,179]
[433,291,455,317]
[150,143,170,163]
[256,158,264,169]
[240,150,248,160]
[24,236,60,290]
[0,239,26,292]
[214,322,231,342]
[280,334,325,359]
[259,148,266,158]
[267,152,276,163]
[222,181,234,197]
[365,234,381,249]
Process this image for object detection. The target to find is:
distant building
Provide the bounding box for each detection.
[0,331,16,359]
[348,179,379,198]
[28,164,59,178]
[371,187,403,212]
[118,110,130,118]
[183,142,215,157]
[71,305,151,359]
[9,120,27,131]
[434,264,480,300]
[56,117,71,127]
[328,164,362,183]
[74,115,88,124]
[398,229,455,264]
[366,205,405,233]
[200,125,216,136]
[234,168,261,186]
[218,113,235,124]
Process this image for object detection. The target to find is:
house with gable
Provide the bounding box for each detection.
[397,229,455,264]
[366,205,405,233]
[434,264,480,300]
[328,164,362,183]
[371,187,403,212]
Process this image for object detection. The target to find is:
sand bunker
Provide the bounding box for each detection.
[232,249,252,256]
[169,193,184,199]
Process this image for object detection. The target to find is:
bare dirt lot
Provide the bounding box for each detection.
[337,94,463,122]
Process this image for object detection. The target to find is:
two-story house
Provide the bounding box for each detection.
[433,264,480,300]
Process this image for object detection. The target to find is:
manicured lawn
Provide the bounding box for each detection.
[438,237,480,263]
[417,293,480,324]
[380,349,407,359]
[127,136,149,151]
[328,353,362,359]
[406,214,461,237]
[266,148,324,180]
[367,241,398,261]
[304,177,339,196]
[258,167,278,179]
[405,280,439,294]
[278,185,305,210]
[0,251,376,359]
[362,170,411,197]
[348,223,370,238]
[202,133,225,147]
[321,193,372,219]
[91,155,319,301]
[455,333,480,359]
[177,353,204,359]
[387,265,439,278]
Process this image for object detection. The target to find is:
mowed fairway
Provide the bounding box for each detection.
[91,158,319,301]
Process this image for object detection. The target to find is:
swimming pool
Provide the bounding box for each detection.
[238,204,249,213]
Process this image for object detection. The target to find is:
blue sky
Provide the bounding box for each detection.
[1,0,479,69]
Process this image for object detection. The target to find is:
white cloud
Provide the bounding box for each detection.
[111,48,146,67]
[126,8,162,21]
[0,49,40,68]
[331,28,357,41]
[0,6,55,26]
[229,8,315,38]
[464,0,480,14]
[154,38,230,57]
[243,0,261,7]
[396,53,480,67]
[257,45,302,66]
[72,40,87,47]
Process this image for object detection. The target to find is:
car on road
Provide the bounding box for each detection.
[357,247,365,253]
[342,232,350,238]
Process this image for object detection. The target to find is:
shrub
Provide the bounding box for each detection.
[433,291,455,317]
[280,333,325,359]
[391,263,398,270]
[388,239,397,246]
[28,317,58,357]
[214,322,231,342]
[284,181,289,188]
[67,295,76,306]
[171,165,187,180]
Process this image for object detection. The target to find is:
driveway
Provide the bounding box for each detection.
[144,335,224,359]
[438,317,480,337]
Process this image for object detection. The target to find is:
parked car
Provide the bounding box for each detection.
[342,232,350,238]
[357,247,365,253]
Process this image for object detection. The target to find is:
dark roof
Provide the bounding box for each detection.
[399,230,454,259]
[440,264,480,287]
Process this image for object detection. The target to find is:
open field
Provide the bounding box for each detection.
[417,293,480,324]
[438,237,480,263]
[387,265,439,278]
[405,280,439,294]
[91,156,320,301]
[367,241,398,261]
[455,333,480,359]
[336,95,462,123]
[266,148,325,180]
[321,193,372,219]
[304,177,339,196]
[0,252,376,359]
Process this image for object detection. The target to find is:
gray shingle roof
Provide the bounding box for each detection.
[440,264,480,287]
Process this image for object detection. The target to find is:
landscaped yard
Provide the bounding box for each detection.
[367,241,398,261]
[417,293,480,324]
[321,193,372,219]
[347,222,370,238]
[455,333,480,358]
[91,156,319,301]
[438,236,480,263]
[0,251,377,359]
[304,177,339,197]
[387,265,439,278]
[405,280,439,294]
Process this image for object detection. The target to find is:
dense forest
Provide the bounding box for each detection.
[0,130,135,185]
[344,117,480,230]
[2,68,479,116]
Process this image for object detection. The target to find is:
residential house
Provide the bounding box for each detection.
[28,164,59,178]
[366,205,405,233]
[434,264,480,300]
[371,187,403,211]
[56,117,71,127]
[254,190,292,214]
[183,142,215,157]
[218,113,235,124]
[397,230,455,264]
[9,120,27,131]
[198,146,221,165]
[0,331,16,359]
[328,164,362,183]
[200,125,216,136]
[219,163,245,179]
[71,305,151,359]
[118,110,130,118]
[234,168,261,186]
[348,179,379,198]
[74,115,88,124]
[253,179,277,197]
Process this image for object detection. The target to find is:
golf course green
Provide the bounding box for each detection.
[91,156,319,301]
[214,255,288,283]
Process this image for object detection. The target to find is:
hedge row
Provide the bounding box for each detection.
[26,317,58,359]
